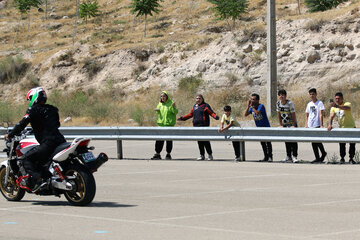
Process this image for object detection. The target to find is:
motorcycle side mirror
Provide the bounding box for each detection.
[24,127,33,134]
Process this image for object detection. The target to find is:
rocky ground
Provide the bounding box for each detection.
[1,1,360,101]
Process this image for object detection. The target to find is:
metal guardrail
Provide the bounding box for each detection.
[1,127,360,160]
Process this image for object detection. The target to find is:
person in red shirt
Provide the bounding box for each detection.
[178,94,219,160]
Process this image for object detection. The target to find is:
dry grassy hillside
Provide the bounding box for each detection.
[1,0,360,126]
[0,0,312,64]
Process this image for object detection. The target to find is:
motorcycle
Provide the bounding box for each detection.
[0,129,108,206]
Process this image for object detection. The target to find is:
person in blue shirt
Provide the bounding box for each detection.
[244,93,273,162]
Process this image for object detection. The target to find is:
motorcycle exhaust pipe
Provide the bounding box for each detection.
[86,152,108,172]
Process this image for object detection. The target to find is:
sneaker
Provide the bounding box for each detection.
[340,158,345,164]
[349,158,356,164]
[282,156,291,162]
[207,155,214,161]
[311,158,322,164]
[151,153,161,160]
[234,157,241,162]
[268,157,273,162]
[165,153,172,160]
[292,156,298,163]
[197,155,205,161]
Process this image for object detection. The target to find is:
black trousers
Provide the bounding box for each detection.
[285,142,298,157]
[261,142,273,159]
[197,141,212,155]
[155,140,173,154]
[22,141,58,180]
[339,143,356,159]
[312,142,326,160]
[232,141,240,158]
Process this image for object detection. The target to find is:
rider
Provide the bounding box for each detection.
[4,87,66,192]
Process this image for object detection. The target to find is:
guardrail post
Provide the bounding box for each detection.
[240,141,246,161]
[117,140,123,159]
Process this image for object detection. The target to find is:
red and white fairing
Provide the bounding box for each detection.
[16,139,39,158]
[16,137,91,162]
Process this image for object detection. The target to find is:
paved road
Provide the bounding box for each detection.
[1,140,360,239]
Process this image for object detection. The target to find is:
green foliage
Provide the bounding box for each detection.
[304,0,348,12]
[178,76,203,94]
[130,0,163,37]
[0,56,30,84]
[14,0,42,14]
[79,0,100,23]
[131,105,146,126]
[86,102,111,124]
[207,0,249,27]
[0,101,27,125]
[130,0,162,17]
[47,90,89,117]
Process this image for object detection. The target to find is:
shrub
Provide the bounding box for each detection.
[82,58,104,78]
[86,102,111,124]
[47,90,89,117]
[304,19,326,32]
[0,56,30,84]
[225,72,239,85]
[132,62,147,79]
[304,0,349,12]
[178,76,203,94]
[79,0,100,23]
[0,101,26,125]
[131,105,145,126]
[20,73,40,90]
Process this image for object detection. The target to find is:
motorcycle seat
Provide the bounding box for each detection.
[50,142,71,160]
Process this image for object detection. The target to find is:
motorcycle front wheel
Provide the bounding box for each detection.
[0,167,25,201]
[64,164,96,206]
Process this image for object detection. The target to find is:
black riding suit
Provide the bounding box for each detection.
[8,104,66,180]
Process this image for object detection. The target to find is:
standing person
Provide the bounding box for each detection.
[327,92,356,164]
[151,91,178,160]
[219,105,241,162]
[178,94,219,161]
[305,88,327,163]
[244,93,273,162]
[4,87,66,192]
[276,89,299,163]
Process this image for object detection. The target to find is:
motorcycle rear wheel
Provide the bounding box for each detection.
[64,164,96,206]
[0,167,25,201]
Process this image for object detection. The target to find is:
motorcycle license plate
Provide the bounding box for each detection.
[82,152,96,163]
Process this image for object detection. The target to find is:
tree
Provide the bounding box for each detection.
[14,0,42,31]
[79,0,100,24]
[207,0,249,30]
[304,0,348,12]
[130,0,163,37]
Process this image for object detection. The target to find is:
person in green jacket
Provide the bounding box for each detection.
[151,91,178,160]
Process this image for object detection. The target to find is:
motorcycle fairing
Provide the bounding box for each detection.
[52,138,91,162]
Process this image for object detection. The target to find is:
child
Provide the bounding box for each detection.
[219,106,241,161]
[276,89,298,163]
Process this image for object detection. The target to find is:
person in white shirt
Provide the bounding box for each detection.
[305,88,327,163]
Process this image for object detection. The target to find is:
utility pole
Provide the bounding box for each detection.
[267,0,277,117]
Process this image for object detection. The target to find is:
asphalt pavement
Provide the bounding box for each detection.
[1,140,360,240]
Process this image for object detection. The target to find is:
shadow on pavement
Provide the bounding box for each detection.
[24,200,137,208]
